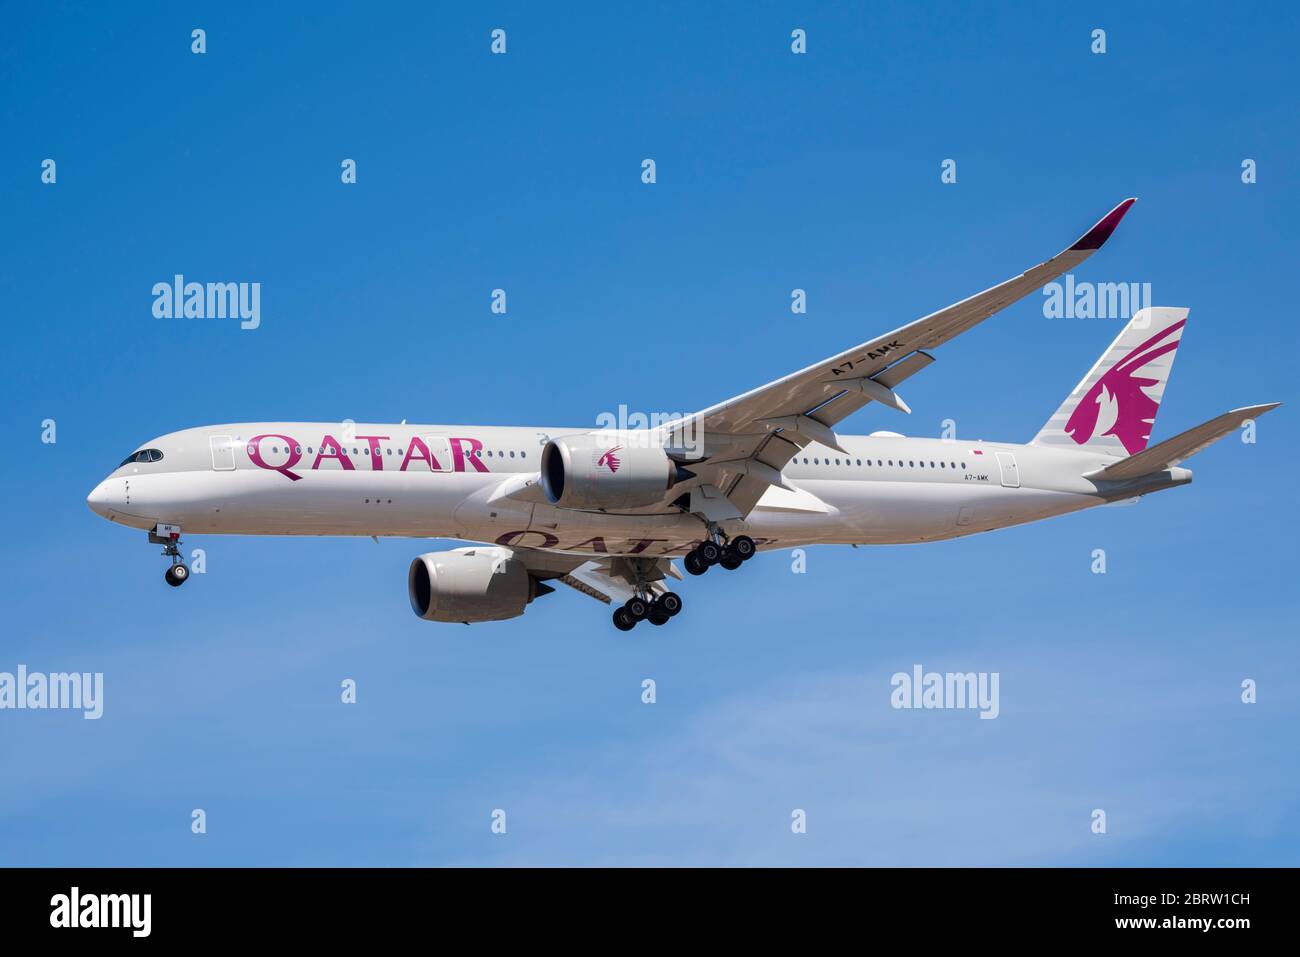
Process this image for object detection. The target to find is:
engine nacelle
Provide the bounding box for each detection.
[540,433,675,510]
[408,547,546,623]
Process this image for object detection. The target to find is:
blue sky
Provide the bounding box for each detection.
[2,1,1297,865]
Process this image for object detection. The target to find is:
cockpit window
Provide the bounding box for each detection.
[119,448,164,467]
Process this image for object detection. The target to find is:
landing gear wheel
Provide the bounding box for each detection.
[719,547,743,570]
[647,607,670,626]
[697,541,722,566]
[624,597,649,621]
[164,563,190,587]
[684,551,708,576]
[655,592,683,617]
[732,535,757,561]
[613,607,637,631]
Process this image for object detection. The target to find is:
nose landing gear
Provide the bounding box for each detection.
[149,524,190,588]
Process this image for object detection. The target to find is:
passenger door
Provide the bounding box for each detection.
[421,435,453,472]
[210,435,235,471]
[995,451,1020,488]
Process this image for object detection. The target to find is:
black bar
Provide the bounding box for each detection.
[0,867,1289,942]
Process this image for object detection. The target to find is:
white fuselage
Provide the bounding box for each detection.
[86,423,1188,557]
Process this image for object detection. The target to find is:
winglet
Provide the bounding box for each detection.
[1070,197,1137,251]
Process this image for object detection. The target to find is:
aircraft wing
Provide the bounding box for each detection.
[664,198,1138,516]
[513,549,682,605]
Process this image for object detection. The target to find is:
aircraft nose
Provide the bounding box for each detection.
[87,479,118,518]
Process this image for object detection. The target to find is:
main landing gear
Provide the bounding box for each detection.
[683,533,756,577]
[612,531,753,629]
[150,524,190,587]
[612,591,684,631]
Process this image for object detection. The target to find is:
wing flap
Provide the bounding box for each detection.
[552,557,682,606]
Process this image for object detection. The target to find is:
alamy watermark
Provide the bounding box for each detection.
[50,887,150,937]
[890,664,999,719]
[594,404,705,457]
[0,665,103,719]
[152,274,260,330]
[1043,274,1151,320]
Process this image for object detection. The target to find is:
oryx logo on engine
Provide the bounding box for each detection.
[595,447,622,473]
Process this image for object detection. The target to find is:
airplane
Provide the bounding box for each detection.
[86,199,1278,630]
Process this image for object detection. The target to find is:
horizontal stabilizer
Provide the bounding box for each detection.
[1084,403,1280,481]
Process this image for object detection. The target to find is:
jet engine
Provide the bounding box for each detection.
[540,433,676,510]
[408,547,551,623]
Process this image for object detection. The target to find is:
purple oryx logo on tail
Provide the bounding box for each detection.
[1066,319,1185,454]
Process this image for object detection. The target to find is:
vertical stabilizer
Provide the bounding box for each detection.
[1032,306,1187,456]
